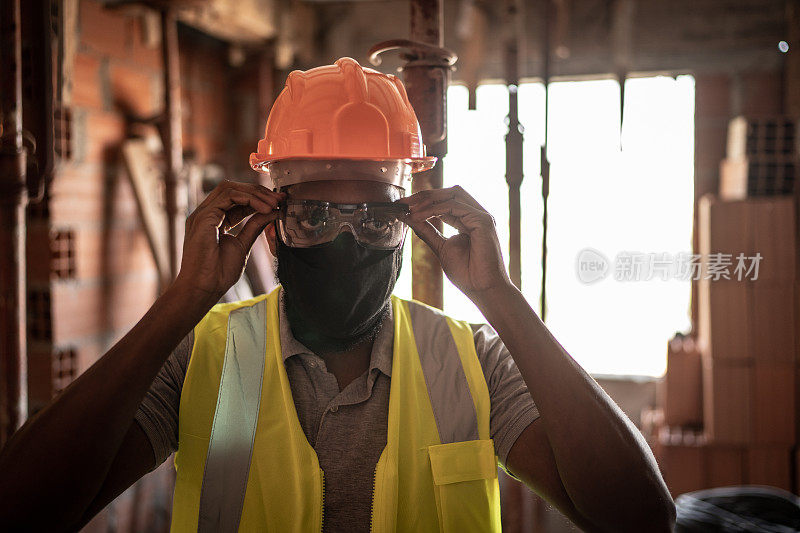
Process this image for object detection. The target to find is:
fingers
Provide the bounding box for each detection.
[222,205,255,232]
[406,217,447,255]
[436,213,470,234]
[210,186,282,216]
[406,198,495,234]
[197,180,282,212]
[236,211,279,253]
[400,185,488,215]
[188,182,285,233]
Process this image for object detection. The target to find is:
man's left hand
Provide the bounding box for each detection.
[399,185,512,300]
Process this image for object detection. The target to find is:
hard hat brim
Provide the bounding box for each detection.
[249,157,437,190]
[249,153,437,175]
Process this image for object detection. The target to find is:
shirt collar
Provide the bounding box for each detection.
[278,288,394,377]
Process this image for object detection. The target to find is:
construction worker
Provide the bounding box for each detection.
[0,58,674,532]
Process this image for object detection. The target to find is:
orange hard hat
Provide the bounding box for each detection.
[249,57,436,189]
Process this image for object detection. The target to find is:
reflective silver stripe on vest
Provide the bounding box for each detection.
[406,300,479,444]
[198,300,267,533]
[196,298,479,531]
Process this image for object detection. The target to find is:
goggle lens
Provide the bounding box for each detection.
[278,199,409,249]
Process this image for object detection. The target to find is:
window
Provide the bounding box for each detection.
[395,76,695,377]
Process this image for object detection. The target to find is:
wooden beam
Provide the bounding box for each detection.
[161,10,184,280]
[0,0,29,445]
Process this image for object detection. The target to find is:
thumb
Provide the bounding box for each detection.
[237,211,279,253]
[407,218,446,256]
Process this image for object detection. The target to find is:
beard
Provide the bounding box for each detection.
[280,294,389,355]
[275,232,402,355]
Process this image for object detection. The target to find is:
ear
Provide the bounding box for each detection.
[265,222,277,256]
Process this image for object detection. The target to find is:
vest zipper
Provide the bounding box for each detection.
[320,469,326,532]
[369,466,377,532]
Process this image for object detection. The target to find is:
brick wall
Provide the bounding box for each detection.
[35,0,244,406]
[23,1,259,530]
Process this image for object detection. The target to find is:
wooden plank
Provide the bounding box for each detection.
[121,139,170,285]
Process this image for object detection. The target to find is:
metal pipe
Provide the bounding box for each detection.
[540,0,552,321]
[161,10,184,279]
[0,0,29,444]
[505,0,524,290]
[410,0,442,47]
[408,0,446,309]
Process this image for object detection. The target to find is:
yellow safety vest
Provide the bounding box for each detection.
[171,288,501,532]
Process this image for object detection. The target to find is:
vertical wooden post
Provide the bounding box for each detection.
[161,10,184,280]
[408,0,446,309]
[0,0,29,444]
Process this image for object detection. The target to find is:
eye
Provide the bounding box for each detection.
[298,207,329,231]
[361,216,394,235]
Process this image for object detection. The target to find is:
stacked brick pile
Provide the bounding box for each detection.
[650,116,798,498]
[720,116,797,199]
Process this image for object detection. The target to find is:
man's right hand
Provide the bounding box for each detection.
[174,181,285,306]
[0,180,285,530]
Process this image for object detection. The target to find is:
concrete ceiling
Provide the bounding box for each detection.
[304,0,789,81]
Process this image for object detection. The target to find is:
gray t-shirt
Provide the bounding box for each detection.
[135,294,538,532]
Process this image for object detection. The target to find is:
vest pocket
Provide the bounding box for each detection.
[428,439,500,532]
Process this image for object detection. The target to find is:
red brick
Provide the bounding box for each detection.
[749,285,796,363]
[661,340,703,427]
[698,280,750,361]
[752,363,796,444]
[79,0,132,59]
[187,133,226,164]
[50,165,108,225]
[703,358,752,444]
[184,87,228,136]
[51,273,158,344]
[50,165,141,227]
[78,110,127,164]
[109,63,159,118]
[130,15,162,72]
[655,440,706,498]
[706,446,745,488]
[751,197,795,285]
[695,74,731,118]
[73,226,157,281]
[697,197,796,363]
[719,158,748,200]
[746,447,792,490]
[740,71,783,116]
[72,53,105,110]
[698,195,755,264]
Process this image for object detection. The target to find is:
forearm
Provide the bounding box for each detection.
[0,281,212,528]
[473,283,674,531]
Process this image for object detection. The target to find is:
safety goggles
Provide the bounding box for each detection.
[277,199,410,249]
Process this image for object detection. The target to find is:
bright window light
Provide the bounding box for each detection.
[395,75,695,377]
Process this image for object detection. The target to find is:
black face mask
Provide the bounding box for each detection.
[276,232,403,354]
